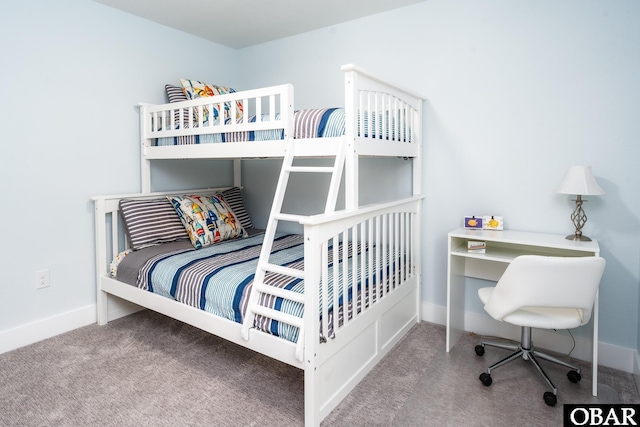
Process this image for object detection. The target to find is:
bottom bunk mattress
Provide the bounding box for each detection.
[112,232,395,343]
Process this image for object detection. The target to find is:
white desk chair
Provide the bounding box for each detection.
[475,255,606,406]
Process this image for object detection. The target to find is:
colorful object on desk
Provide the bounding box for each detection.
[464,216,483,229]
[483,215,503,230]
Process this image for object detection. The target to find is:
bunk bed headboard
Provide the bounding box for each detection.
[92,188,226,285]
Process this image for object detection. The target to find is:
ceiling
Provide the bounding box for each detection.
[94,0,428,49]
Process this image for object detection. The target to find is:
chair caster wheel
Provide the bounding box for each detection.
[567,370,581,383]
[475,345,485,356]
[479,372,492,386]
[543,391,557,406]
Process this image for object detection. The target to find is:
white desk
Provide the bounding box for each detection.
[446,227,601,396]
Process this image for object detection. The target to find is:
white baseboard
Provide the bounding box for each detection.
[0,295,142,355]
[1,298,636,377]
[421,301,638,374]
[0,305,96,354]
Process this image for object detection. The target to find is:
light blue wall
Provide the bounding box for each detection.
[237,0,640,349]
[1,0,639,356]
[0,0,238,332]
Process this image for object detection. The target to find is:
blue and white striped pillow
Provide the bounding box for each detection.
[221,187,254,230]
[120,198,189,250]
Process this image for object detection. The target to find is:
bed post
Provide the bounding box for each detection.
[303,224,321,427]
[233,159,241,188]
[343,67,358,210]
[141,159,151,193]
[413,99,423,197]
[94,198,109,325]
[412,98,423,321]
[139,103,152,193]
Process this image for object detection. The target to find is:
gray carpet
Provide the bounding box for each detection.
[0,310,638,426]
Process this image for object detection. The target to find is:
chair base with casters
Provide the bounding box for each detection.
[475,326,582,407]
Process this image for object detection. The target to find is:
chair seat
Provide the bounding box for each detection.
[475,256,606,406]
[478,287,583,329]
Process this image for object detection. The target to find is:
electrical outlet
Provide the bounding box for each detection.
[36,269,49,289]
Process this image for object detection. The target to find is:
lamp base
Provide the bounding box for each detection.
[565,234,592,242]
[566,195,593,242]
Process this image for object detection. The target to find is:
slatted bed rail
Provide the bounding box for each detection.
[140,84,294,141]
[320,206,417,339]
[300,195,422,424]
[299,196,421,338]
[247,195,422,363]
[342,64,423,157]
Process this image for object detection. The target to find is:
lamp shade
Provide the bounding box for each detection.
[556,166,605,196]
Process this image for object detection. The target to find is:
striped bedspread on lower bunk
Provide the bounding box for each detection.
[124,232,389,343]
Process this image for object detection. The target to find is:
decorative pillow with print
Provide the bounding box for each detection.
[179,79,244,123]
[168,194,245,249]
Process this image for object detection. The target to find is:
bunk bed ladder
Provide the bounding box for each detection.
[241,138,347,361]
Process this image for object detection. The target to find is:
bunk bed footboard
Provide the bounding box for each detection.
[300,196,423,425]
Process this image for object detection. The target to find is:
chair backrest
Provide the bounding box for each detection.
[483,255,606,325]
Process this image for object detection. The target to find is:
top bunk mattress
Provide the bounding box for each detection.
[156,108,345,146]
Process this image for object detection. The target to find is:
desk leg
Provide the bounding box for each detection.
[592,290,599,396]
[447,255,465,352]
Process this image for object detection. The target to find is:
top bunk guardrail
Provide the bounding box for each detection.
[138,64,423,160]
[140,84,294,140]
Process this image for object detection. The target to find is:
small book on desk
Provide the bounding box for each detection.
[467,241,486,253]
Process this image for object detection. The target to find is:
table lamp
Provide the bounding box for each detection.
[556,165,605,241]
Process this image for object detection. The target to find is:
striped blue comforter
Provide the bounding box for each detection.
[135,233,383,343]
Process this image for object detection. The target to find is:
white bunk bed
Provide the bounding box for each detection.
[93,65,424,426]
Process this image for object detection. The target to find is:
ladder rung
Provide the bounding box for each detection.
[286,166,335,173]
[254,284,305,304]
[262,263,305,279]
[273,213,303,222]
[251,305,304,329]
